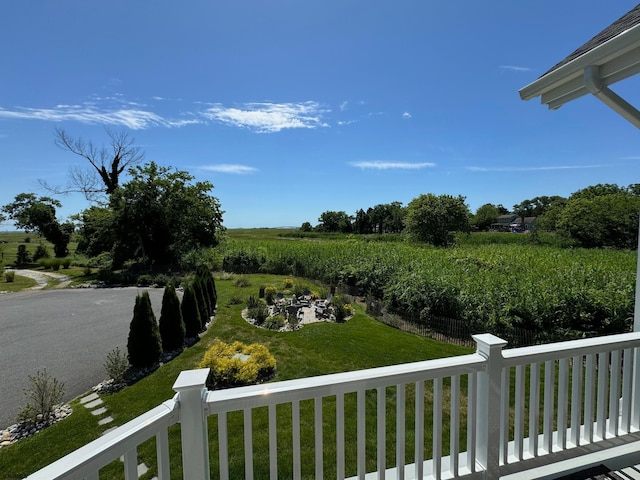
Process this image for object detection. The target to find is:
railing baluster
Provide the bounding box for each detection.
[621,348,633,433]
[529,362,540,457]
[377,387,386,480]
[499,367,509,466]
[292,400,301,480]
[433,378,443,480]
[467,372,477,473]
[415,380,425,479]
[357,390,366,479]
[570,355,582,447]
[156,428,170,480]
[244,409,254,480]
[218,412,229,480]
[451,375,460,476]
[396,383,406,480]
[337,393,345,480]
[514,364,525,460]
[608,350,621,437]
[558,357,569,450]
[543,360,555,454]
[584,354,596,443]
[633,347,640,429]
[314,397,323,479]
[123,448,137,480]
[596,352,609,440]
[269,404,277,480]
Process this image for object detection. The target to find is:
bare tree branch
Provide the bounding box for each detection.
[42,127,144,202]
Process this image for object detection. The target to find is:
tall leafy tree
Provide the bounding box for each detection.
[2,193,74,257]
[405,194,471,246]
[108,162,225,268]
[473,203,501,231]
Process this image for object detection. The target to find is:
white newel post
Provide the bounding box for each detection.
[173,368,211,480]
[473,334,507,480]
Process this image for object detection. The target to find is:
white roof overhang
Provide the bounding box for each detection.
[519,22,640,128]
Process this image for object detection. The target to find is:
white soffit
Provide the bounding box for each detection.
[519,23,640,109]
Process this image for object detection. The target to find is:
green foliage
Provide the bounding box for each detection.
[126,292,162,368]
[181,285,201,338]
[247,300,269,325]
[405,193,471,246]
[2,193,73,257]
[299,221,313,232]
[5,270,15,282]
[246,294,260,309]
[317,210,353,233]
[15,245,31,265]
[233,276,250,287]
[158,285,185,352]
[222,249,265,273]
[17,369,64,424]
[264,285,277,304]
[104,347,130,384]
[557,190,640,248]
[264,314,285,330]
[33,245,50,261]
[473,203,500,231]
[192,277,210,329]
[198,340,276,389]
[109,162,225,268]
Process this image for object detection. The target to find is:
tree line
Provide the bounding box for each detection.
[306,183,640,249]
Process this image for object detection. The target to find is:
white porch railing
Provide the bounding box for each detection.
[25,331,640,480]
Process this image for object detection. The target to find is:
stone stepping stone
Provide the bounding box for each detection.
[83,398,104,409]
[91,407,107,416]
[102,427,118,436]
[138,463,149,476]
[80,393,99,404]
[98,416,113,426]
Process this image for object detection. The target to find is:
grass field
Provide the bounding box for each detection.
[0,273,471,478]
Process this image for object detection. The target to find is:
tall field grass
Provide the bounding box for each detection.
[220,233,636,341]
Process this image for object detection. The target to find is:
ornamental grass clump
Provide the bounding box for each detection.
[198,339,276,390]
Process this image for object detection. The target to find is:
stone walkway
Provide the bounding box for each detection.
[10,269,72,290]
[80,392,156,479]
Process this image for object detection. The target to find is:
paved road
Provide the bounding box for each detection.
[0,287,166,429]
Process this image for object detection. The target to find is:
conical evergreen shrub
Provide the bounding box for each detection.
[158,285,185,352]
[200,268,217,313]
[181,285,201,339]
[127,291,162,368]
[193,277,209,330]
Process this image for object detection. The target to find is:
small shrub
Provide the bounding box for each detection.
[246,294,260,309]
[33,245,50,262]
[227,295,243,305]
[137,274,153,287]
[24,237,31,243]
[38,258,51,270]
[234,276,250,287]
[198,339,276,389]
[5,271,15,282]
[83,265,92,276]
[264,314,285,330]
[248,301,269,325]
[283,278,294,288]
[17,369,64,425]
[62,258,72,269]
[264,285,277,305]
[292,282,308,297]
[51,259,62,271]
[15,245,31,266]
[104,347,130,384]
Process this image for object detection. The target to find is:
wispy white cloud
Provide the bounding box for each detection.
[201,101,329,133]
[337,119,356,126]
[402,111,412,118]
[201,164,258,174]
[0,104,199,130]
[466,164,605,172]
[499,65,533,73]
[351,161,436,170]
[340,101,349,111]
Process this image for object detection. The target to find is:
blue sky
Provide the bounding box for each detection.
[2,1,640,229]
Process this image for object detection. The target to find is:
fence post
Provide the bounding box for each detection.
[173,368,211,480]
[473,334,507,480]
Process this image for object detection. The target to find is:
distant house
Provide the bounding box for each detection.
[491,214,517,232]
[491,214,536,232]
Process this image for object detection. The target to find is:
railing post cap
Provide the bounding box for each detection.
[173,368,210,392]
[472,333,507,352]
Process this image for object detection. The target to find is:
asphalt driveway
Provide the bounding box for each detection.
[0,287,166,429]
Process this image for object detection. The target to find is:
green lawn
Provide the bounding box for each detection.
[0,273,472,479]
